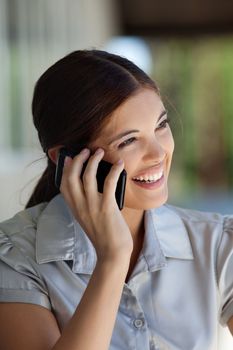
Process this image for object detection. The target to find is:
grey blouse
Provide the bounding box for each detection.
[0,194,232,350]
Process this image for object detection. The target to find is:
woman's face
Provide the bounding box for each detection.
[89,88,174,210]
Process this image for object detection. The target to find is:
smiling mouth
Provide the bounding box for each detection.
[131,172,165,190]
[132,171,164,183]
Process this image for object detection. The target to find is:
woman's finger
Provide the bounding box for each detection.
[101,159,125,208]
[82,148,105,206]
[60,148,90,198]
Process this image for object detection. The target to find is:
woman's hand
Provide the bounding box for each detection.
[60,148,133,263]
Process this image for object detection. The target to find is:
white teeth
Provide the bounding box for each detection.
[133,171,163,182]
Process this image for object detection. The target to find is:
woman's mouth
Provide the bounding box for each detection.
[132,171,165,189]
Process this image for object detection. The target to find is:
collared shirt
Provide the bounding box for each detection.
[0,194,232,350]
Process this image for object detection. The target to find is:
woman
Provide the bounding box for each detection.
[0,50,232,350]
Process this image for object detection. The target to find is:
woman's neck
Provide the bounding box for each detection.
[122,207,145,283]
[121,207,145,241]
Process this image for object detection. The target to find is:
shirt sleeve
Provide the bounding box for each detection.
[0,229,51,310]
[217,215,233,326]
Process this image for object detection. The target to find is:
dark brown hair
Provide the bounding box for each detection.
[26,49,159,208]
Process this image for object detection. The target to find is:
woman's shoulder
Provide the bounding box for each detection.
[0,194,73,262]
[0,202,52,310]
[0,202,48,254]
[163,203,233,242]
[165,203,230,224]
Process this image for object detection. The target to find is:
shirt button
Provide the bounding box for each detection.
[133,318,144,329]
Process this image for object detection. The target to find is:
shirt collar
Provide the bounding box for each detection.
[36,195,193,274]
[36,194,97,273]
[151,205,194,260]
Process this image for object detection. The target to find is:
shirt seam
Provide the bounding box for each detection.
[171,217,223,225]
[214,217,225,290]
[1,224,36,237]
[0,286,44,292]
[165,205,224,224]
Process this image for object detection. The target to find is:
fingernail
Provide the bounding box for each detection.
[117,159,123,165]
[81,148,89,155]
[95,148,104,155]
[64,156,72,166]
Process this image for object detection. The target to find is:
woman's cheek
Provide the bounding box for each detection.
[104,147,137,174]
[102,148,121,164]
[119,153,135,175]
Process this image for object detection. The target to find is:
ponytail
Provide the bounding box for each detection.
[26,158,59,208]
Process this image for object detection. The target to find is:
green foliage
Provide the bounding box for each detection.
[150,37,233,197]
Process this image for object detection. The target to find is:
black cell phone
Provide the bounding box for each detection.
[55,148,127,210]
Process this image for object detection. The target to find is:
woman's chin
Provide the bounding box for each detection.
[124,189,169,210]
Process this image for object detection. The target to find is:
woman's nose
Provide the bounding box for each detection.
[143,138,166,163]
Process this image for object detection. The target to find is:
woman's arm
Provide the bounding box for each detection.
[54,257,129,350]
[228,316,233,336]
[0,256,129,350]
[0,149,133,349]
[0,303,60,350]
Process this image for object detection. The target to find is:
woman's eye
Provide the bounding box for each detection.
[117,118,171,148]
[118,137,136,148]
[157,118,171,130]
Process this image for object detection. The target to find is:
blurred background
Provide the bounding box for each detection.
[0,0,233,347]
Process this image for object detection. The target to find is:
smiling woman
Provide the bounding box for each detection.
[0,50,232,350]
[88,89,174,211]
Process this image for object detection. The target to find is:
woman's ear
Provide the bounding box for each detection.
[48,146,63,165]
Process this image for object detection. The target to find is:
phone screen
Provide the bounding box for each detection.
[55,148,127,210]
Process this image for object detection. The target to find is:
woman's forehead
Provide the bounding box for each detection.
[99,89,164,136]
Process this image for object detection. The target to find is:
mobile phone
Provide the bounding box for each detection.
[55,147,127,210]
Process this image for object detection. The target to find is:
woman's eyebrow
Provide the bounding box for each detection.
[107,109,167,145]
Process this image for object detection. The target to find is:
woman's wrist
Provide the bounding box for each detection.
[96,253,131,275]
